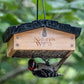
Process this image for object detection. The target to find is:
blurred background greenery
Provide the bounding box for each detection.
[0,0,84,84]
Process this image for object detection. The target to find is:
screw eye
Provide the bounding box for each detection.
[71,37,73,40]
[71,44,74,47]
[16,37,19,39]
[16,44,19,46]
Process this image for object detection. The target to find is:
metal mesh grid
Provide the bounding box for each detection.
[12,50,70,58]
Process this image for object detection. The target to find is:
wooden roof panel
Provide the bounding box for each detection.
[2,20,81,43]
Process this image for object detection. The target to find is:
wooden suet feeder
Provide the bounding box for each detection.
[2,0,82,78]
[2,20,81,59]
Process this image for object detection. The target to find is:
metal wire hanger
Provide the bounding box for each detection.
[37,0,47,37]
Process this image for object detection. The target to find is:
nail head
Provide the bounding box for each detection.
[71,37,74,40]
[16,44,19,46]
[71,44,74,47]
[16,37,19,39]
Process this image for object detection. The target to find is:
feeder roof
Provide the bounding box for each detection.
[2,20,81,43]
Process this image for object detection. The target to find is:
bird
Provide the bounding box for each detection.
[28,58,62,78]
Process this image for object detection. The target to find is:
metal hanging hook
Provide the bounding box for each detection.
[37,0,47,37]
[42,0,47,37]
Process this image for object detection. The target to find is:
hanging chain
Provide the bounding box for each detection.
[42,0,47,37]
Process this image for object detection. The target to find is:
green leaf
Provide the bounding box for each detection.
[32,0,52,12]
[49,9,72,14]
[76,74,84,82]
[79,45,84,55]
[65,67,77,79]
[70,0,84,5]
[47,1,68,8]
[76,11,84,20]
[1,61,13,72]
[0,22,10,32]
[3,14,23,25]
[0,12,4,17]
[38,14,52,20]
[0,0,18,10]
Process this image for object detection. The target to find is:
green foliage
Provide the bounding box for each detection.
[0,0,84,84]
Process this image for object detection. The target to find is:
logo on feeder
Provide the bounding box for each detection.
[35,37,55,46]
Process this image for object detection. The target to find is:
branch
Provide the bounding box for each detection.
[0,66,28,83]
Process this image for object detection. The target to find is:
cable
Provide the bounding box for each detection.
[37,0,38,20]
[42,0,46,20]
[42,0,47,37]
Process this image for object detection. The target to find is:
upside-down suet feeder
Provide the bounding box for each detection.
[2,20,81,58]
[2,0,82,76]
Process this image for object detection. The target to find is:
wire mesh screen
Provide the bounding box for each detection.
[12,50,71,58]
